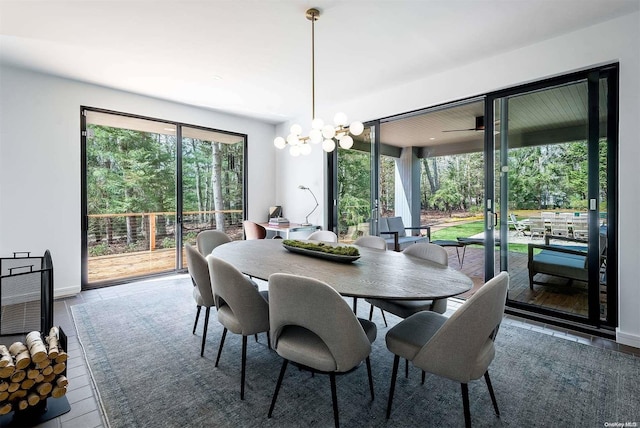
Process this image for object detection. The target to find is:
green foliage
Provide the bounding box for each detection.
[282,240,360,256]
[89,243,110,257]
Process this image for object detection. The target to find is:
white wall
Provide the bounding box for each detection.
[276,12,640,347]
[0,66,276,297]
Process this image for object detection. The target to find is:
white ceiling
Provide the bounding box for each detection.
[1,0,638,125]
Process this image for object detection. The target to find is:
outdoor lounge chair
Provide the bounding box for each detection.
[378,216,431,251]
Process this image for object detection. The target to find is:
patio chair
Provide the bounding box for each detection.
[528,217,546,239]
[509,214,527,237]
[550,217,570,238]
[572,217,588,240]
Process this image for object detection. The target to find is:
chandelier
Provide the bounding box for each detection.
[274,8,364,157]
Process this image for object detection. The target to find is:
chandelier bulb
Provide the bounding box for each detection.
[289,145,301,156]
[300,143,312,155]
[321,124,336,139]
[309,129,323,144]
[339,135,354,150]
[322,139,336,152]
[290,123,302,135]
[349,121,364,136]
[333,112,348,126]
[311,118,324,130]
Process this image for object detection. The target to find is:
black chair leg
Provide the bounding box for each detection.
[421,370,425,385]
[405,358,409,378]
[193,305,201,334]
[330,372,339,428]
[461,383,471,428]
[380,309,387,327]
[484,371,500,416]
[268,359,289,418]
[200,307,210,357]
[353,297,358,314]
[215,328,227,367]
[386,355,400,419]
[366,357,374,400]
[254,334,258,342]
[241,335,247,400]
[368,304,374,321]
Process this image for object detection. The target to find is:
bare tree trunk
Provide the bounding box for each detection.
[190,140,205,224]
[105,217,113,245]
[126,215,138,245]
[211,142,225,232]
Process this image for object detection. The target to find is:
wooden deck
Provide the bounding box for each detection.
[87,244,589,317]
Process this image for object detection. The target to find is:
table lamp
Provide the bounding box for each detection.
[298,185,319,226]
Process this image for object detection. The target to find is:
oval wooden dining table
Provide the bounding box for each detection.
[211,239,472,301]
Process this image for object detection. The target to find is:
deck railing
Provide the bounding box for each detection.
[87,210,243,258]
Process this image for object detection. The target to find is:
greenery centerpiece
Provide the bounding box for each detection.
[282,239,360,258]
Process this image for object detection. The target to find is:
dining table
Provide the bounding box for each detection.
[210,239,472,301]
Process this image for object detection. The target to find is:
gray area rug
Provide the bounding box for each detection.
[71,277,640,428]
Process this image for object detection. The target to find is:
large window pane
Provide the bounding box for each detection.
[85,113,176,282]
[182,126,245,250]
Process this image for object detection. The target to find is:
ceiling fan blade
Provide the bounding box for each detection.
[442,128,476,132]
[442,116,485,132]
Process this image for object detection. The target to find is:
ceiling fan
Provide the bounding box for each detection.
[443,116,485,132]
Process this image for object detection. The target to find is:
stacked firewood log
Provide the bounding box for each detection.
[0,327,68,415]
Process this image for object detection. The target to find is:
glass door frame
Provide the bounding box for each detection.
[484,64,618,329]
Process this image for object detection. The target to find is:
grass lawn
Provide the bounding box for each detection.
[431,220,528,254]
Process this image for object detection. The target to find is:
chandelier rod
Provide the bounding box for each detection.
[307,8,319,120]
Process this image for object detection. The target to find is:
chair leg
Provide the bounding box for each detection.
[254,334,258,342]
[215,328,227,367]
[268,359,289,418]
[405,358,409,378]
[366,357,374,400]
[368,304,374,321]
[200,307,210,357]
[330,372,339,428]
[241,335,247,400]
[421,370,425,385]
[386,355,400,419]
[353,297,358,314]
[461,383,471,428]
[484,371,500,416]
[193,305,201,334]
[380,309,387,327]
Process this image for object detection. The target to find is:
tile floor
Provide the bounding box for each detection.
[1,273,636,427]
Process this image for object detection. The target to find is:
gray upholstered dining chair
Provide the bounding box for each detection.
[307,230,338,242]
[353,235,387,250]
[196,229,231,255]
[353,235,387,315]
[206,256,270,400]
[243,220,267,240]
[385,271,509,427]
[267,273,376,428]
[185,243,216,357]
[365,242,449,328]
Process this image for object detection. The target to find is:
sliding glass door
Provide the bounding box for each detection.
[488,66,617,327]
[82,108,246,287]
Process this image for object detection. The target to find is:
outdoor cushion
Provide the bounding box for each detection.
[528,244,588,288]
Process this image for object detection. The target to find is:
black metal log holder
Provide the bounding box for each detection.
[0,251,54,336]
[0,250,71,426]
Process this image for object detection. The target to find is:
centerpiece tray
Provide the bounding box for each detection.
[282,242,360,263]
